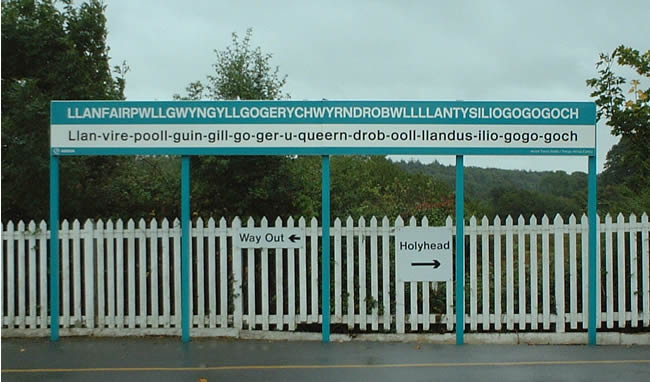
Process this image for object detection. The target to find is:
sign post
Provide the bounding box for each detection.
[588,155,597,345]
[181,156,191,342]
[456,155,465,345]
[322,155,331,342]
[50,100,597,344]
[49,155,60,342]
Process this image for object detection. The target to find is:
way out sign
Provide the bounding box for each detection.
[234,227,304,249]
[396,227,453,282]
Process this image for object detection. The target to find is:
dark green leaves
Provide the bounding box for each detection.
[586,45,650,214]
[2,0,127,220]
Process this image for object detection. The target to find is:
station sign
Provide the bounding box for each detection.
[396,227,453,282]
[50,100,597,156]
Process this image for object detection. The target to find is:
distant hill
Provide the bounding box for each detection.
[395,160,589,218]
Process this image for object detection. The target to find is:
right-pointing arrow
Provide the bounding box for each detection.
[411,259,441,269]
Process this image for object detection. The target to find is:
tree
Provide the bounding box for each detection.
[174,28,287,101]
[174,28,296,219]
[587,46,649,146]
[289,156,454,222]
[2,0,128,220]
[586,45,650,213]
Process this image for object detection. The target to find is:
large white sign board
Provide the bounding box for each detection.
[50,100,597,156]
[396,227,453,282]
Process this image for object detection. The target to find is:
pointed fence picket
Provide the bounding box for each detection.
[630,214,638,328]
[596,214,603,329]
[299,217,308,325]
[274,217,285,330]
[481,216,490,330]
[505,216,514,330]
[333,218,342,324]
[27,221,36,329]
[395,216,405,333]
[245,217,256,330]
[421,216,430,331]
[382,217,392,331]
[39,221,48,329]
[356,217,367,330]
[445,216,454,331]
[287,216,297,331]
[345,216,354,329]
[616,214,626,328]
[71,220,81,328]
[469,216,478,331]
[206,218,217,328]
[96,220,105,329]
[195,217,205,329]
[639,213,650,327]
[569,215,578,330]
[517,215,527,331]
[116,219,124,329]
[370,217,379,331]
[1,214,649,337]
[232,217,243,329]
[581,214,589,329]
[530,215,539,330]
[16,221,25,330]
[126,219,136,329]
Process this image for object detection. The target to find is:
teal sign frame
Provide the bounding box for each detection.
[49,100,599,345]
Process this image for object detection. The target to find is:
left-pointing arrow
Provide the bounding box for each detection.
[289,234,300,243]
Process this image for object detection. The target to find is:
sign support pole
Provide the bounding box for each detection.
[588,155,597,345]
[455,155,465,345]
[322,155,331,342]
[181,156,191,343]
[49,154,60,341]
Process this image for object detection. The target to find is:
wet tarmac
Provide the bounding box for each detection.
[2,337,649,381]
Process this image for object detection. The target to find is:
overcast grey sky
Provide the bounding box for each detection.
[103,0,649,173]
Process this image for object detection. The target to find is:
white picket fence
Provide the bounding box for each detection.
[1,213,649,337]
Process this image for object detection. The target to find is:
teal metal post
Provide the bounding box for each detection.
[322,155,331,342]
[455,155,465,345]
[588,155,597,345]
[50,155,60,341]
[181,156,191,343]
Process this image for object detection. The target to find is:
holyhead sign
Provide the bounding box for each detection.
[396,227,453,282]
[51,100,596,156]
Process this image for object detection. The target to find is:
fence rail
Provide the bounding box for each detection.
[2,213,649,336]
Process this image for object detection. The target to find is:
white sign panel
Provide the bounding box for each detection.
[50,123,595,150]
[396,227,453,282]
[234,227,303,249]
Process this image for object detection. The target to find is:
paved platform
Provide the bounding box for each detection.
[2,337,650,381]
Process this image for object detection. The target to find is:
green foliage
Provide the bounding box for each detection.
[586,45,650,213]
[286,156,322,218]
[106,156,181,220]
[586,46,649,142]
[290,156,454,222]
[173,28,287,102]
[397,161,589,219]
[486,186,583,219]
[1,0,128,221]
[188,154,299,219]
[207,28,288,101]
[174,28,297,219]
